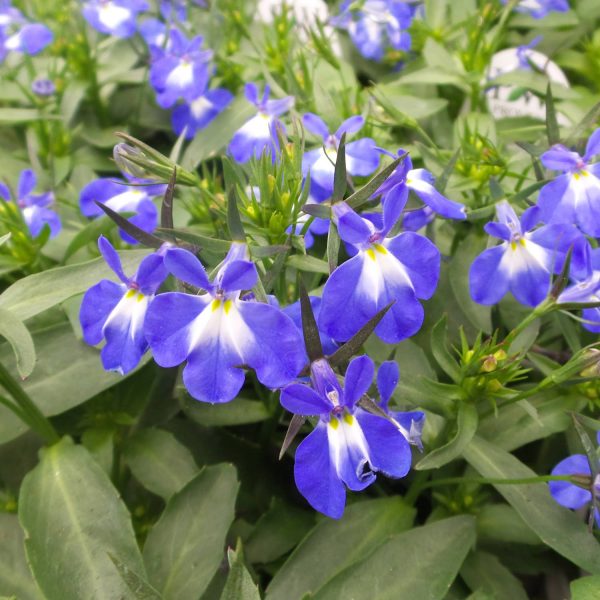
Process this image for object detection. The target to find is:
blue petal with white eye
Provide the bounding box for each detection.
[80,280,126,347]
[469,245,510,305]
[294,421,347,519]
[171,88,233,139]
[82,0,148,38]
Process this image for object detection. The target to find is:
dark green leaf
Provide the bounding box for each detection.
[326,219,340,274]
[182,395,270,426]
[143,464,239,600]
[95,202,164,248]
[161,168,177,232]
[299,281,323,362]
[227,188,246,242]
[328,303,393,367]
[278,414,306,460]
[430,314,461,381]
[156,228,232,253]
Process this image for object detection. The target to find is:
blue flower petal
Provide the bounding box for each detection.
[80,280,125,346]
[280,383,331,415]
[343,355,375,407]
[294,421,346,519]
[164,247,212,290]
[469,245,510,305]
[98,235,129,284]
[377,360,399,408]
[549,454,592,509]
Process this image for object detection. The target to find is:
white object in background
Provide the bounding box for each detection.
[486,47,571,125]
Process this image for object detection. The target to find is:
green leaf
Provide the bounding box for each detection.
[545,83,560,146]
[0,249,149,321]
[108,554,162,600]
[332,133,347,202]
[0,232,11,246]
[312,516,476,600]
[245,501,315,564]
[0,321,148,444]
[326,219,340,274]
[460,551,528,600]
[286,254,330,274]
[0,308,35,378]
[0,513,42,600]
[220,542,260,600]
[463,436,600,574]
[415,403,478,470]
[0,108,60,124]
[18,438,146,600]
[182,395,270,426]
[476,504,541,546]
[266,498,415,600]
[123,428,199,501]
[430,314,461,380]
[63,217,116,261]
[156,228,232,253]
[571,575,600,599]
[143,464,239,600]
[227,187,246,242]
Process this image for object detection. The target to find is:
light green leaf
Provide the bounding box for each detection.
[416,403,478,470]
[220,543,260,600]
[460,551,528,600]
[123,428,199,501]
[571,575,600,599]
[108,554,162,600]
[476,504,541,546]
[286,254,330,274]
[312,516,476,600]
[182,395,270,427]
[0,249,149,321]
[464,436,600,574]
[0,513,42,600]
[430,314,460,381]
[266,498,415,600]
[0,109,60,124]
[143,464,239,600]
[0,321,148,444]
[18,438,146,600]
[0,308,35,378]
[0,233,10,246]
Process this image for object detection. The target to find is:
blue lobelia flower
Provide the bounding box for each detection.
[160,0,206,22]
[149,28,213,109]
[557,242,600,333]
[470,201,582,307]
[331,0,413,62]
[504,0,569,19]
[80,236,168,375]
[0,169,60,238]
[375,149,467,221]
[0,11,53,61]
[171,88,233,139]
[228,83,294,163]
[80,175,165,245]
[31,78,55,97]
[537,130,600,236]
[281,355,411,519]
[376,360,425,450]
[82,0,149,38]
[145,243,305,403]
[138,17,168,51]
[318,197,440,344]
[548,431,600,526]
[302,113,379,202]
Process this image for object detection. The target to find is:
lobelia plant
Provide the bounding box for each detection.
[3,1,600,599]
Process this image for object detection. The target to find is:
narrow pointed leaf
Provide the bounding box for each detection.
[299,281,323,362]
[227,188,246,242]
[326,220,340,274]
[94,201,164,248]
[301,203,331,219]
[332,132,347,202]
[328,303,394,367]
[220,542,260,600]
[345,154,406,210]
[430,315,461,381]
[550,244,573,299]
[279,414,307,460]
[160,168,176,232]
[436,148,460,193]
[566,100,600,147]
[155,228,232,252]
[545,83,560,146]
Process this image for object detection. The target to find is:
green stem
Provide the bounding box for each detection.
[504,298,555,350]
[0,362,60,445]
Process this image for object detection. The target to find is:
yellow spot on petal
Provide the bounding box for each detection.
[136,292,145,302]
[125,289,137,299]
[329,417,339,430]
[519,238,526,247]
[211,299,222,312]
[574,172,581,180]
[366,249,376,261]
[344,413,354,425]
[224,299,233,314]
[582,170,589,177]
[374,244,387,255]
[510,241,517,251]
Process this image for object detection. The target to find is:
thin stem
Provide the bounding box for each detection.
[503,298,554,349]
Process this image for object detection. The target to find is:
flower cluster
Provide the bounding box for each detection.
[0,1,53,61]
